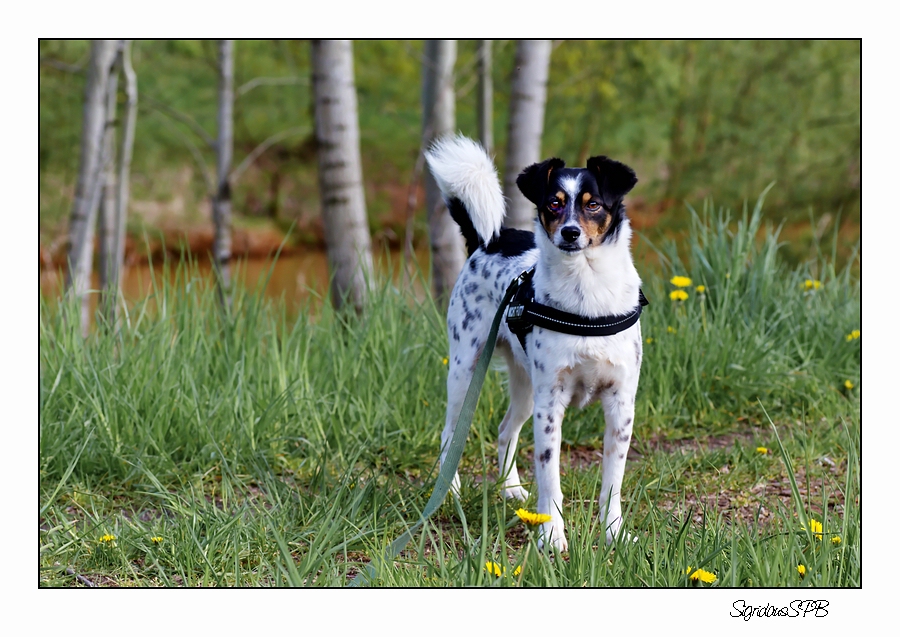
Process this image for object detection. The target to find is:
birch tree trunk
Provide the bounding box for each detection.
[65,39,119,336]
[97,46,121,322]
[503,40,552,230]
[311,39,374,312]
[422,39,464,305]
[477,40,493,155]
[111,40,138,325]
[213,40,234,311]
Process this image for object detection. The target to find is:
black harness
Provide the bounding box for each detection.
[505,267,649,353]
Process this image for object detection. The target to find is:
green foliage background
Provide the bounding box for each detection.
[39,40,860,251]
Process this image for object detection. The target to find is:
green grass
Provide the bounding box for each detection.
[39,201,860,587]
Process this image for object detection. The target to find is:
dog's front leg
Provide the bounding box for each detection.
[532,375,569,552]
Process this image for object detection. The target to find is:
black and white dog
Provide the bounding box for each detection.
[425,136,644,551]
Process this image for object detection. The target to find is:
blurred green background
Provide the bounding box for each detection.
[39,39,860,266]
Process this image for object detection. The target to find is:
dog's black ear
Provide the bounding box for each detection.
[516,158,566,205]
[587,156,638,209]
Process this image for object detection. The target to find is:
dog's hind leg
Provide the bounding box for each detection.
[496,344,532,501]
[440,361,468,497]
[440,332,489,497]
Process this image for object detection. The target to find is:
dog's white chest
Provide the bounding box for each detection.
[537,325,641,409]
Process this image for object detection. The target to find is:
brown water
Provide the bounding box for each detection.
[40,247,432,316]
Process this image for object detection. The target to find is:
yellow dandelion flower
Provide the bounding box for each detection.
[844,380,854,390]
[695,285,706,294]
[645,337,653,344]
[685,567,717,583]
[485,561,505,577]
[670,289,688,301]
[513,565,522,577]
[98,534,116,544]
[516,508,552,525]
[831,536,842,545]
[797,564,806,577]
[670,276,692,288]
[667,326,677,334]
[803,279,821,290]
[845,329,860,342]
[805,519,823,540]
[442,356,449,366]
[151,536,163,544]
[756,447,768,454]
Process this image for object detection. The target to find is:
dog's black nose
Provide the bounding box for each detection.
[561,226,581,243]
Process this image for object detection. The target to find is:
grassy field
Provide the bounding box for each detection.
[39,196,860,587]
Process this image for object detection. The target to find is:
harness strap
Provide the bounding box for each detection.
[506,267,649,353]
[349,269,529,586]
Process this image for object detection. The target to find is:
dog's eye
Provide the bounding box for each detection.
[586,201,602,212]
[548,198,563,212]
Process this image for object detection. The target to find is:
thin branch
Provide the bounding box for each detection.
[230,126,308,184]
[402,148,427,271]
[237,75,307,98]
[147,109,214,195]
[40,57,85,73]
[142,93,215,149]
[456,39,509,100]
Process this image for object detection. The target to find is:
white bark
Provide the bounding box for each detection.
[422,39,464,305]
[213,40,234,310]
[97,46,121,319]
[311,39,374,312]
[112,40,138,324]
[503,40,552,230]
[65,39,119,335]
[477,40,493,156]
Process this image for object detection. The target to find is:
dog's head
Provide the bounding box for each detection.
[516,156,637,253]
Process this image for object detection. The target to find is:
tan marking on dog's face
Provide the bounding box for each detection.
[577,193,610,246]
[578,211,611,246]
[539,190,568,238]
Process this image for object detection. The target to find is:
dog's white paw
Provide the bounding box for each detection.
[537,521,568,553]
[502,485,530,501]
[448,472,461,499]
[604,516,637,545]
[606,529,639,545]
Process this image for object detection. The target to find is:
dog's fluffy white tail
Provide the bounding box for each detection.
[425,135,505,249]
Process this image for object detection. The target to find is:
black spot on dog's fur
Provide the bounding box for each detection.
[451,325,460,342]
[483,227,536,258]
[539,448,552,464]
[544,425,553,434]
[447,197,482,256]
